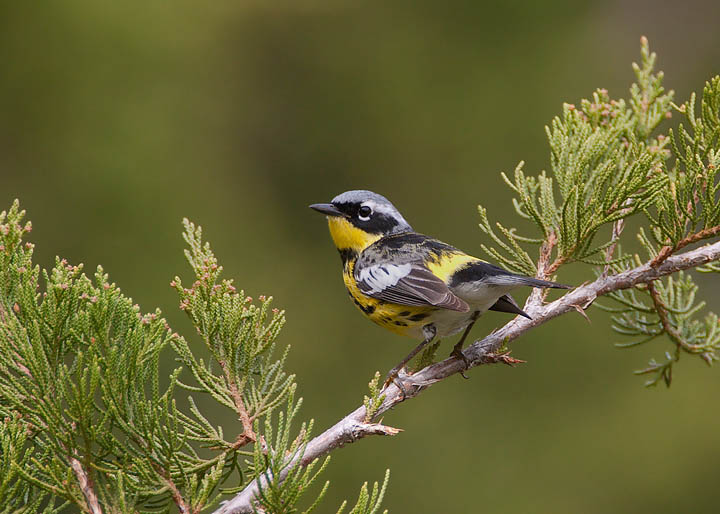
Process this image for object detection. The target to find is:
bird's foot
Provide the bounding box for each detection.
[450,343,471,379]
[383,366,410,400]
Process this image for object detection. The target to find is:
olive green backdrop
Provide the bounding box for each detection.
[2,1,720,512]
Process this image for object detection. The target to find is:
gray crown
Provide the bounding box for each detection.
[332,190,392,206]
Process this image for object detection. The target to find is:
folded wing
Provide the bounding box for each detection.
[355,263,469,312]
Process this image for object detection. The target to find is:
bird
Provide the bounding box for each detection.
[310,190,569,387]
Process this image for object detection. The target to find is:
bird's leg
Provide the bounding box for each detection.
[384,325,436,398]
[450,311,480,379]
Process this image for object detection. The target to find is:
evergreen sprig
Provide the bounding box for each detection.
[362,372,385,423]
[251,394,330,514]
[2,37,720,513]
[478,37,673,276]
[644,76,720,256]
[601,56,720,384]
[218,37,720,512]
[0,416,64,513]
[335,470,390,514]
[475,38,720,386]
[602,272,719,386]
[0,202,389,512]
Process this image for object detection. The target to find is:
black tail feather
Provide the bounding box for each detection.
[519,276,572,289]
[489,294,532,319]
[449,261,572,290]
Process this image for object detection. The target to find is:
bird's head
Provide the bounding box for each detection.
[310,190,412,255]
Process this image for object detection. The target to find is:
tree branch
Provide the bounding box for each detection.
[646,281,706,353]
[69,457,103,514]
[215,239,720,514]
[650,224,720,266]
[218,353,256,447]
[603,200,633,276]
[164,476,192,514]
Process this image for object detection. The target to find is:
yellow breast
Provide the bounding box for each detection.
[342,258,434,337]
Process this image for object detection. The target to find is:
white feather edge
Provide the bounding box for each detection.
[356,263,412,294]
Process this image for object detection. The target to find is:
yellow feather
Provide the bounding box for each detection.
[342,259,432,337]
[426,251,477,281]
[326,219,479,337]
[327,217,381,252]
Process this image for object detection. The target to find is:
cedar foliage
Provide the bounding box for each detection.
[1,38,719,512]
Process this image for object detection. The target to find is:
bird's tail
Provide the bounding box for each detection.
[487,274,571,289]
[516,276,571,289]
[453,261,571,290]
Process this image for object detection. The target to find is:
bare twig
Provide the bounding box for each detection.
[164,476,192,514]
[646,281,706,353]
[651,225,720,267]
[69,457,103,514]
[229,380,256,446]
[603,199,633,276]
[604,217,625,267]
[215,240,720,514]
[219,361,256,447]
[528,231,556,309]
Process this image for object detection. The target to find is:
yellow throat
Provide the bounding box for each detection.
[327,216,382,254]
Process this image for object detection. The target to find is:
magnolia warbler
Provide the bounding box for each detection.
[310,190,569,386]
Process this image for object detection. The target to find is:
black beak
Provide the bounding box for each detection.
[309,203,345,217]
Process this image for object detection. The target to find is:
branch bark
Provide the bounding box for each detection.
[214,240,720,514]
[165,476,192,514]
[650,224,720,266]
[70,457,103,514]
[647,281,706,353]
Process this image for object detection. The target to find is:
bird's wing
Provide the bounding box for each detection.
[355,262,469,312]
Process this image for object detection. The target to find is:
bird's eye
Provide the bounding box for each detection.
[358,205,372,220]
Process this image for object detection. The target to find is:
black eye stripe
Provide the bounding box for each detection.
[331,200,411,234]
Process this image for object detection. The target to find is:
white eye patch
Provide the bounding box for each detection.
[358,203,373,221]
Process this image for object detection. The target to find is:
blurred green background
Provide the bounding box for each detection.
[2,1,720,512]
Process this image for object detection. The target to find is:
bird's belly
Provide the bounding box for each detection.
[423,308,478,338]
[365,304,475,340]
[371,300,498,340]
[451,281,513,307]
[366,299,501,340]
[365,302,435,338]
[431,283,515,338]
